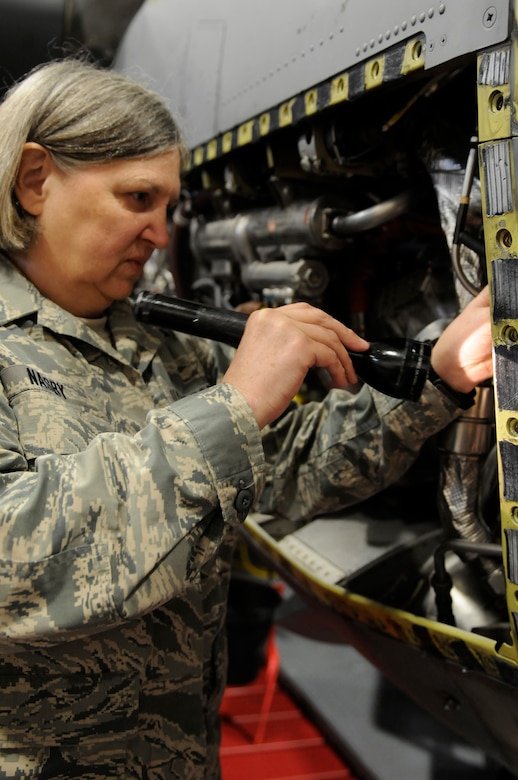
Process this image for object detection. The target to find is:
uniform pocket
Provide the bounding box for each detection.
[6,384,109,459]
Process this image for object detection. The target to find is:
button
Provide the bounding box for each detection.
[234,489,254,513]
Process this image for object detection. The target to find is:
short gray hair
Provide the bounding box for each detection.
[0,58,188,252]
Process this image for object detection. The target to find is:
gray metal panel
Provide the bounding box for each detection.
[115,0,511,147]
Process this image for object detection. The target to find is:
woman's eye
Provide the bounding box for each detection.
[131,192,149,205]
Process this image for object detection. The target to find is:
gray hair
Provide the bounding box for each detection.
[0,58,188,252]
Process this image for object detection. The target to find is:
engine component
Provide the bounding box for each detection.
[240,258,328,297]
[190,196,349,269]
[330,190,414,235]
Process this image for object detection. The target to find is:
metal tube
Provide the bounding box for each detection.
[330,190,412,235]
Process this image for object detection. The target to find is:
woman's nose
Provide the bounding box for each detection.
[142,210,170,248]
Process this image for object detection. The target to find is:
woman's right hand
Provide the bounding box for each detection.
[222,303,369,429]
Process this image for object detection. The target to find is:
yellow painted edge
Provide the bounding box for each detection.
[305,88,318,115]
[259,112,271,136]
[206,139,218,161]
[237,120,254,146]
[222,131,233,154]
[193,146,204,166]
[244,515,508,673]
[401,37,425,75]
[330,72,349,105]
[279,98,296,127]
[365,56,385,90]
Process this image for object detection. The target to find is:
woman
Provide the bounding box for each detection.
[0,59,492,779]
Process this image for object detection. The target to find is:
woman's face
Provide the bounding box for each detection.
[14,149,182,317]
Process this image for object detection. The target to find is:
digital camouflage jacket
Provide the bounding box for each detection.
[0,258,461,779]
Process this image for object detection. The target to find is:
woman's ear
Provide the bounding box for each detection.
[14,142,53,216]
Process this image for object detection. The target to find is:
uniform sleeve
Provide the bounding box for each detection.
[259,380,461,523]
[0,382,265,650]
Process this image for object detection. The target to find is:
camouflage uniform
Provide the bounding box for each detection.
[0,257,461,779]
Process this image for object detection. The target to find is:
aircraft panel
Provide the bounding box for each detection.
[115,0,510,146]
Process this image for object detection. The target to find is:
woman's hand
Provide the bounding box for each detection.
[431,286,493,393]
[222,302,369,428]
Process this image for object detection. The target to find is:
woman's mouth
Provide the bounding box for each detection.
[124,257,147,275]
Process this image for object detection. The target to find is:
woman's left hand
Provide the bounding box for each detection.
[431,285,493,392]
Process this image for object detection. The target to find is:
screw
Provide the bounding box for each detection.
[483,7,497,28]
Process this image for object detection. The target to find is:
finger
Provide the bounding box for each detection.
[280,303,369,351]
[244,304,366,387]
[272,305,370,383]
[294,323,359,384]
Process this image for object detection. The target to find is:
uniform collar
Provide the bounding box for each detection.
[0,254,164,374]
[0,253,39,326]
